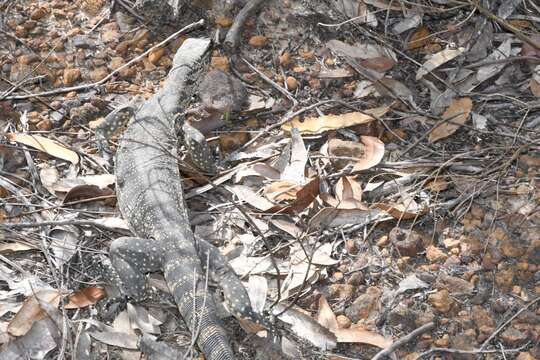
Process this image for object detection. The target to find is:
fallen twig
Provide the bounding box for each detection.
[224,0,266,51]
[242,57,298,106]
[471,0,540,51]
[4,19,205,100]
[371,322,435,360]
[479,296,540,350]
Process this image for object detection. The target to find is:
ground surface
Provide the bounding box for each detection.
[0,0,539,359]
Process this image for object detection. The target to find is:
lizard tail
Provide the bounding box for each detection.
[164,258,235,360]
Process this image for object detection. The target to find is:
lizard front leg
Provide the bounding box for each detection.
[109,236,164,301]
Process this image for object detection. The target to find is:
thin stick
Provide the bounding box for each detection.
[242,57,298,106]
[233,100,335,154]
[371,322,435,360]
[4,19,205,100]
[471,0,540,51]
[479,296,540,350]
[224,0,265,51]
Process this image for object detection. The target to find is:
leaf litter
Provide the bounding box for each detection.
[0,0,539,359]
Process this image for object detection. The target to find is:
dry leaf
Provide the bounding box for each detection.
[393,11,421,34]
[327,136,384,171]
[374,77,413,100]
[360,57,396,72]
[317,296,339,330]
[531,78,540,97]
[270,219,303,238]
[263,181,299,202]
[0,242,36,252]
[316,295,392,348]
[376,194,427,220]
[357,1,378,27]
[63,184,114,204]
[326,176,367,210]
[283,177,320,213]
[65,288,106,309]
[290,242,339,266]
[429,97,473,142]
[309,208,388,228]
[272,304,337,350]
[7,133,79,164]
[282,107,389,134]
[280,128,308,184]
[317,68,354,79]
[280,262,320,299]
[326,40,396,61]
[227,185,275,211]
[416,47,465,80]
[363,0,402,11]
[8,290,61,337]
[353,136,385,170]
[408,26,430,50]
[333,325,393,348]
[88,331,139,349]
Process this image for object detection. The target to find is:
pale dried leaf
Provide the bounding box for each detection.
[317,68,354,79]
[429,97,473,142]
[280,262,320,299]
[49,226,80,267]
[334,0,358,18]
[290,242,339,266]
[246,94,275,112]
[327,40,396,61]
[226,185,275,211]
[309,207,389,228]
[326,176,367,210]
[271,219,303,238]
[353,136,385,171]
[272,304,337,350]
[317,296,338,330]
[112,310,133,334]
[376,194,427,220]
[363,0,402,10]
[281,129,307,184]
[359,2,378,27]
[354,80,376,98]
[416,47,465,80]
[1,318,59,360]
[234,163,281,182]
[39,165,60,195]
[392,11,421,34]
[374,78,413,101]
[0,242,36,252]
[475,39,512,84]
[88,331,139,349]
[127,303,162,334]
[247,275,267,315]
[93,217,129,230]
[472,112,488,130]
[7,133,79,164]
[334,325,392,347]
[8,290,61,337]
[282,107,388,134]
[263,180,299,202]
[229,255,282,276]
[397,274,429,295]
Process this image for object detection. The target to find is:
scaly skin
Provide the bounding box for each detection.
[108,38,255,360]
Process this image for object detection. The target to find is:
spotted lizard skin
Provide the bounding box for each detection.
[96,105,216,175]
[103,38,260,360]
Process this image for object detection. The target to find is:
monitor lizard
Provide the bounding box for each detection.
[95,37,263,360]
